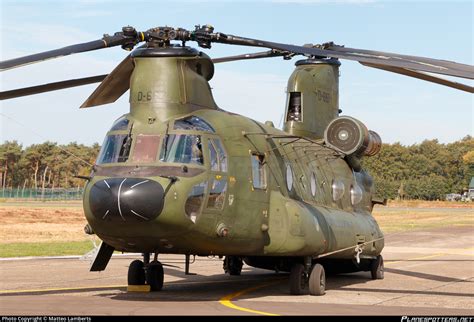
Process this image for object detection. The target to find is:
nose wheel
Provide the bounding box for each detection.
[128,259,146,285]
[127,254,164,291]
[146,261,164,291]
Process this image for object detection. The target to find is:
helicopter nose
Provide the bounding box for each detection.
[89,178,165,222]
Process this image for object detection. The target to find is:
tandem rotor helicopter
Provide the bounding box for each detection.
[1,24,473,296]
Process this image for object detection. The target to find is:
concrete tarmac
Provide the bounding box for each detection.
[1,226,473,316]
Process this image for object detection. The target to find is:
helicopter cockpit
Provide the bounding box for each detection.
[96,115,219,169]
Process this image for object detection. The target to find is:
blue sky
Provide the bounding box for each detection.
[1,0,472,147]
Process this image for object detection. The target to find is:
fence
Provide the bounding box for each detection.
[0,187,84,200]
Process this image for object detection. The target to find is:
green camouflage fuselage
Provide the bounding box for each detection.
[83,48,384,262]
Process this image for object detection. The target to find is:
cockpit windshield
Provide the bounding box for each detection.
[160,134,203,165]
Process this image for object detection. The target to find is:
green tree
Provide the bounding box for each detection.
[0,141,23,189]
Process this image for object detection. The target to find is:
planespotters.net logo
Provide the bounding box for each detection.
[402,317,473,322]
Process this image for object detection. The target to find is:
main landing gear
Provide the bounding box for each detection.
[128,253,164,291]
[289,258,326,296]
[370,255,384,280]
[223,256,243,276]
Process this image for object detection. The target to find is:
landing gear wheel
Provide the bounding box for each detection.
[146,261,164,291]
[223,256,243,276]
[308,264,326,296]
[128,260,145,285]
[289,263,307,295]
[371,255,384,280]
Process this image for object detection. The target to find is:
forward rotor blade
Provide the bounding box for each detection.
[215,34,474,80]
[80,50,285,108]
[80,54,134,108]
[0,75,107,100]
[0,30,142,71]
[361,62,474,93]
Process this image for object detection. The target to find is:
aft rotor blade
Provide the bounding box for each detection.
[0,75,107,100]
[212,50,285,63]
[361,62,474,93]
[0,29,143,71]
[80,54,134,108]
[214,34,474,80]
[326,44,474,80]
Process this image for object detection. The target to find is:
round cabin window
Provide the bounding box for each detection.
[351,183,363,205]
[286,163,293,191]
[332,179,345,201]
[310,172,317,197]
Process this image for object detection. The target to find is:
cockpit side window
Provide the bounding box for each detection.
[174,116,215,132]
[132,135,160,163]
[97,134,128,164]
[209,140,219,171]
[208,138,228,172]
[185,181,207,223]
[207,178,227,210]
[212,139,227,172]
[160,134,203,165]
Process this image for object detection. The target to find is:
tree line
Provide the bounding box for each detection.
[0,141,100,191]
[1,137,473,200]
[362,136,473,200]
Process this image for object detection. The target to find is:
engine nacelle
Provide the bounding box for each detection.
[324,116,382,157]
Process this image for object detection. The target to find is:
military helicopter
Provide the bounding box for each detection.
[1,25,473,296]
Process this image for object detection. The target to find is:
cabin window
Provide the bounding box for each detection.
[351,183,363,205]
[160,134,203,165]
[97,134,130,164]
[185,181,207,223]
[132,135,160,163]
[286,163,294,191]
[332,179,345,201]
[251,153,267,190]
[207,177,227,210]
[310,172,317,197]
[110,116,129,131]
[174,115,215,132]
[286,92,302,122]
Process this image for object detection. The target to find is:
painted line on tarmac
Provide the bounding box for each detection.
[219,280,284,316]
[220,252,459,315]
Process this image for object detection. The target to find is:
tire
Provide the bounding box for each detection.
[370,255,384,280]
[309,264,326,296]
[289,263,307,295]
[223,256,243,276]
[146,261,164,291]
[128,260,145,285]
